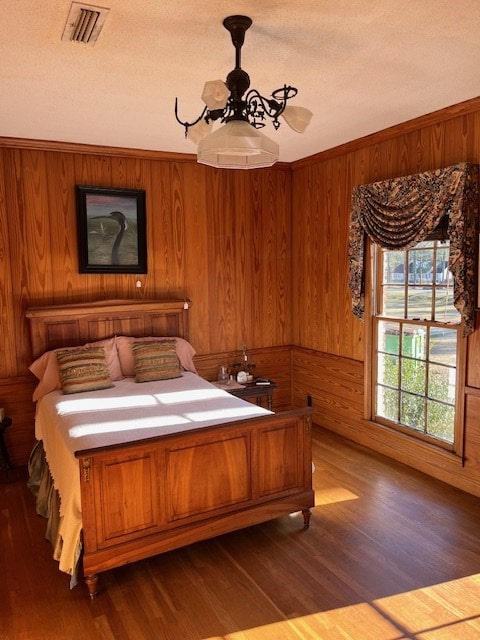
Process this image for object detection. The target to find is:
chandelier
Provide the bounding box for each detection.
[174,15,312,170]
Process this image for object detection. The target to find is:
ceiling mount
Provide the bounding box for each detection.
[174,15,312,170]
[223,15,252,48]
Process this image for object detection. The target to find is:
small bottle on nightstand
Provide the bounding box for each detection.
[218,366,229,383]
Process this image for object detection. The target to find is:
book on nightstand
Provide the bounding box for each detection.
[255,378,271,386]
[212,380,245,391]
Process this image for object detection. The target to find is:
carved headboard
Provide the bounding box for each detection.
[26,299,190,358]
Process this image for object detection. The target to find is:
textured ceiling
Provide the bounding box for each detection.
[1,0,480,162]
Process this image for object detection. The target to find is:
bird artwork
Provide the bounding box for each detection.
[87,210,138,266]
[89,211,128,265]
[78,186,145,274]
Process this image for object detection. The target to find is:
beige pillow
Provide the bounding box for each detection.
[56,347,114,394]
[131,340,182,383]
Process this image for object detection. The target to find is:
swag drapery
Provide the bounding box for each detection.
[348,162,479,335]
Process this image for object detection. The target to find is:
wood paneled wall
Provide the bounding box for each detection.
[291,97,480,496]
[0,143,292,465]
[2,96,480,495]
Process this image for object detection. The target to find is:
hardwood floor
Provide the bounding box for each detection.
[2,426,480,639]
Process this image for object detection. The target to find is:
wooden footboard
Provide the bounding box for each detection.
[76,408,314,597]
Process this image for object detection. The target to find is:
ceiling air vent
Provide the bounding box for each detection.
[62,2,110,45]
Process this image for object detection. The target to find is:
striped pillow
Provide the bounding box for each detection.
[56,347,114,394]
[131,340,182,383]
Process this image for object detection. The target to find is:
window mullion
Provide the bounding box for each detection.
[431,244,437,321]
[424,327,430,437]
[403,252,408,318]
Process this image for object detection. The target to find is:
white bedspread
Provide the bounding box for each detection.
[35,372,271,578]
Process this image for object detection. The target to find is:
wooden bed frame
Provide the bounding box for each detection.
[26,299,314,598]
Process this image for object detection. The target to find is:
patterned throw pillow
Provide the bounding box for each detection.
[131,340,182,383]
[30,337,122,402]
[56,347,114,394]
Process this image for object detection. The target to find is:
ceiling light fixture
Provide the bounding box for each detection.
[174,15,312,170]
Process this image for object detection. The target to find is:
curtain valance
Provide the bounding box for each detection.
[348,162,479,335]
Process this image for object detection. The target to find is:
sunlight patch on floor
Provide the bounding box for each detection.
[373,573,480,639]
[313,486,359,506]
[201,574,480,639]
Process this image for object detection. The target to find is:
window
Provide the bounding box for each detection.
[373,239,463,450]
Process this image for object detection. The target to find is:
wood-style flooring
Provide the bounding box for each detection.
[1,426,480,639]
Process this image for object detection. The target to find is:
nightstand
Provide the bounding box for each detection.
[215,381,277,410]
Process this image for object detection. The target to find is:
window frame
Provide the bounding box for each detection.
[365,240,467,457]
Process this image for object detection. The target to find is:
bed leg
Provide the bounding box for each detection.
[85,574,99,599]
[302,509,311,530]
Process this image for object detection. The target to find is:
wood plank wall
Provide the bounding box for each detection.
[291,96,480,496]
[0,144,292,465]
[1,96,480,497]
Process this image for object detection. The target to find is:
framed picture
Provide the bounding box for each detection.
[76,185,147,274]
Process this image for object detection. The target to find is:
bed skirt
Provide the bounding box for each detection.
[27,441,81,588]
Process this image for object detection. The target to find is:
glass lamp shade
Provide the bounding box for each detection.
[197,120,279,169]
[201,80,230,110]
[187,118,212,144]
[281,106,313,133]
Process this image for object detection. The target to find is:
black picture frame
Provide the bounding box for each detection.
[76,185,147,274]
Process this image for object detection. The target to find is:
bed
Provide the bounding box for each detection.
[26,299,314,598]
